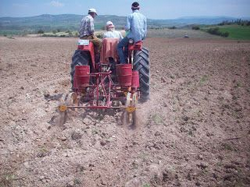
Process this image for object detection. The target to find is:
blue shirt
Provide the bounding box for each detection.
[125,10,147,42]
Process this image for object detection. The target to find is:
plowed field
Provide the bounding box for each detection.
[0,36,250,187]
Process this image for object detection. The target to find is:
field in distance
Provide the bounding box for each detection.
[202,24,250,40]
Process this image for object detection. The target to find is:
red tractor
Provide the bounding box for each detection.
[58,38,149,125]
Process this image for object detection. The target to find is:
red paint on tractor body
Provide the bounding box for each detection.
[128,41,143,51]
[116,64,133,87]
[78,42,96,71]
[132,71,139,89]
[74,39,143,109]
[75,65,90,89]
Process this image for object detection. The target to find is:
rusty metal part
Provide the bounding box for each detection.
[59,105,67,112]
[126,106,136,113]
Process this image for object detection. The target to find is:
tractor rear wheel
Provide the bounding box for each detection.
[70,50,90,89]
[133,47,150,102]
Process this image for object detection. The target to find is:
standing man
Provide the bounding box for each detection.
[79,8,102,61]
[117,2,147,64]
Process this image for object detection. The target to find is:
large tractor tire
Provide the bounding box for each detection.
[70,50,90,89]
[133,47,150,102]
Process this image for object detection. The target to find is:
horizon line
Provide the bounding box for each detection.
[1,14,250,20]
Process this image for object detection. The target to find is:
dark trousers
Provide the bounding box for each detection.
[117,37,129,64]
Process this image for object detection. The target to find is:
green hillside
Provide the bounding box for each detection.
[202,24,250,40]
[0,14,245,36]
[218,25,250,40]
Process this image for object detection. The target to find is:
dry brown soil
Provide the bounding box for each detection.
[0,36,250,187]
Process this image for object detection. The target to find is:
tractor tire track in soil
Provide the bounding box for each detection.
[0,37,250,186]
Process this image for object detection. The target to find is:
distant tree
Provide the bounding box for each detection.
[21,30,29,36]
[67,31,73,37]
[218,21,228,26]
[57,28,61,32]
[37,29,44,34]
[192,25,200,30]
[217,19,250,26]
[207,27,220,35]
[52,30,57,34]
[236,19,242,25]
[207,27,229,37]
[168,26,176,29]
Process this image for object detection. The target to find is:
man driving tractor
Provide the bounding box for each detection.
[117,2,147,64]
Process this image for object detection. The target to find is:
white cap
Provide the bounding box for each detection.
[88,8,97,15]
[106,21,114,27]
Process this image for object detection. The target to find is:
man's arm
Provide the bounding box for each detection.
[79,18,85,37]
[143,17,147,39]
[125,15,131,31]
[89,18,95,35]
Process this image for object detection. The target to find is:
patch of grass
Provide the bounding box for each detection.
[143,184,151,187]
[91,128,100,135]
[0,173,15,187]
[37,146,50,157]
[152,114,165,125]
[203,25,250,40]
[74,178,81,185]
[42,31,70,37]
[221,143,235,151]
[207,27,229,37]
[139,152,148,162]
[236,82,241,88]
[197,110,203,118]
[219,25,250,40]
[188,129,194,136]
[200,75,209,85]
[0,30,22,36]
[6,35,15,39]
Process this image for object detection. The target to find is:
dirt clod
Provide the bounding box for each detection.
[71,131,82,140]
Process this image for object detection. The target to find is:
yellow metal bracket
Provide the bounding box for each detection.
[126,106,136,113]
[59,105,67,112]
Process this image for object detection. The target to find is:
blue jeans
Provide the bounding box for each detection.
[117,37,129,64]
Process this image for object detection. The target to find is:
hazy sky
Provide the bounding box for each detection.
[0,0,250,19]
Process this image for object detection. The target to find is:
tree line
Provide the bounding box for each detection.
[218,19,250,26]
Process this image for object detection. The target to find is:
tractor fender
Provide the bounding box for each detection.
[78,42,95,71]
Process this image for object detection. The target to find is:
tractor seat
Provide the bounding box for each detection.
[129,40,143,51]
[100,38,119,63]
